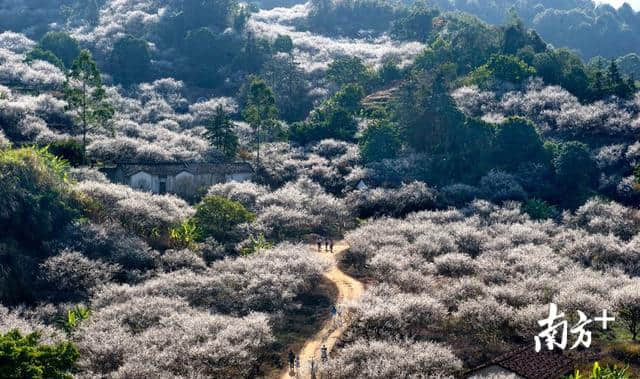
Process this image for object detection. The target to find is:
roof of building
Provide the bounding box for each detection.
[466,345,574,379]
[104,161,253,177]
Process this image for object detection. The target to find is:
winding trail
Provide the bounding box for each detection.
[280,242,364,379]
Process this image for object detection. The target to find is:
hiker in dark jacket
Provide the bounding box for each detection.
[288,350,295,369]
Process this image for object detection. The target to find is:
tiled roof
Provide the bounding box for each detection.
[467,345,574,379]
[105,162,253,177]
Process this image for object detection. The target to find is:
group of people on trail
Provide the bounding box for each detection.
[316,237,334,253]
[288,351,300,371]
[287,344,329,378]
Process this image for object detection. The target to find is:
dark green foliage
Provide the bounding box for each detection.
[289,85,361,145]
[0,330,79,379]
[243,76,279,161]
[182,0,237,31]
[470,54,536,86]
[192,196,255,242]
[183,28,229,87]
[391,3,439,42]
[0,147,79,304]
[38,32,81,68]
[359,118,401,163]
[397,70,465,155]
[204,105,239,159]
[617,53,640,81]
[110,35,151,86]
[307,0,399,37]
[64,50,114,162]
[327,56,372,88]
[332,84,364,114]
[25,48,64,70]
[46,139,84,167]
[522,198,557,220]
[376,58,403,85]
[0,147,77,246]
[290,106,358,145]
[550,141,597,195]
[492,117,546,171]
[261,51,312,122]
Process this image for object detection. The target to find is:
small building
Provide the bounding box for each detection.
[466,346,574,379]
[102,162,253,198]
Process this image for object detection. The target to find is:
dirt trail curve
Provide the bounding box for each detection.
[280,242,364,379]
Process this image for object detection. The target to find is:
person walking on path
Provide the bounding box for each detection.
[288,350,295,370]
[324,238,329,252]
[321,345,328,364]
[295,356,300,377]
[316,237,322,252]
[329,239,334,253]
[310,358,317,379]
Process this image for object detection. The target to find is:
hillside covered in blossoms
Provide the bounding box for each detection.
[2,0,640,378]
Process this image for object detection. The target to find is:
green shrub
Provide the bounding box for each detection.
[192,195,255,243]
[56,306,91,336]
[0,147,78,246]
[564,362,630,379]
[38,31,80,68]
[169,219,199,249]
[46,139,84,167]
[0,330,79,379]
[522,198,557,220]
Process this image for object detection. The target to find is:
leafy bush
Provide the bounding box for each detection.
[564,362,630,379]
[0,329,79,379]
[359,118,402,163]
[45,139,84,167]
[522,198,557,220]
[38,32,80,68]
[0,147,78,245]
[192,195,254,243]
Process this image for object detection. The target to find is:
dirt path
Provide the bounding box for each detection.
[280,242,364,379]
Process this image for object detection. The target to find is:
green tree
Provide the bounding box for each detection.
[492,117,546,171]
[0,330,79,379]
[110,35,151,86]
[38,32,81,68]
[0,147,77,245]
[327,56,371,88]
[391,4,440,42]
[359,118,402,163]
[25,48,64,70]
[192,195,255,242]
[332,84,364,114]
[471,54,535,86]
[204,105,239,158]
[397,70,465,155]
[551,141,597,194]
[0,147,79,303]
[243,77,278,164]
[64,50,114,162]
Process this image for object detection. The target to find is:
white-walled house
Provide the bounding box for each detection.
[103,162,253,198]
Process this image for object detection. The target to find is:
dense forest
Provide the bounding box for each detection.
[2,0,640,378]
